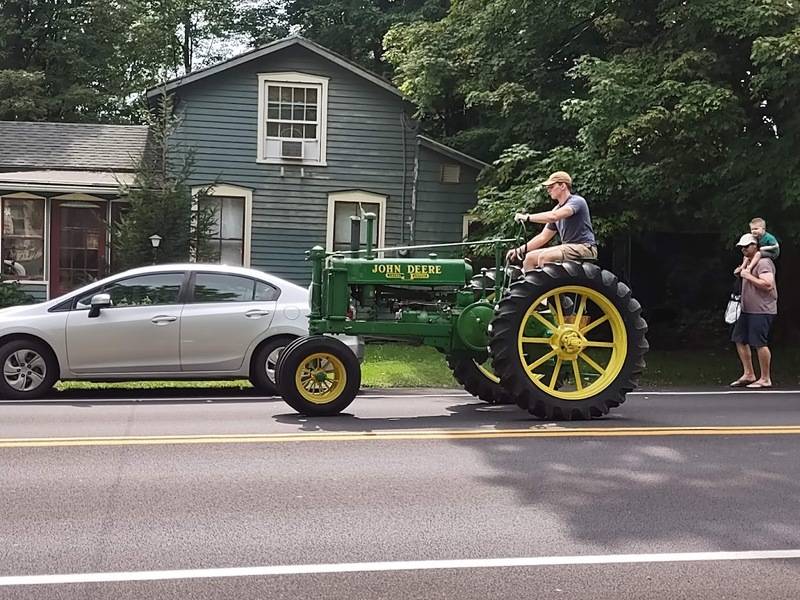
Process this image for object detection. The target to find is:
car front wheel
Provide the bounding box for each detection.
[0,339,59,400]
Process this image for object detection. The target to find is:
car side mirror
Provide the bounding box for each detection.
[88,293,112,318]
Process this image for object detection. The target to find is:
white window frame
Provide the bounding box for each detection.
[326,191,387,254]
[191,184,253,267]
[462,214,480,241]
[257,72,329,166]
[1,192,48,286]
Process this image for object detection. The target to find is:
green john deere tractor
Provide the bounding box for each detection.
[275,213,648,420]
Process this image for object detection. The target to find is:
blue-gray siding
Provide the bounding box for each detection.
[414,145,480,253]
[170,44,477,284]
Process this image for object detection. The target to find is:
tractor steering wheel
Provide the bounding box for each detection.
[512,219,529,264]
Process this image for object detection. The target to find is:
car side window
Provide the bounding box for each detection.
[254,280,280,301]
[192,273,262,303]
[75,273,184,309]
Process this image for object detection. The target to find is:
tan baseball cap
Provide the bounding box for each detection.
[736,233,757,247]
[540,171,572,187]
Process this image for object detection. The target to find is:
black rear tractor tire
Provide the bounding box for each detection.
[446,353,513,405]
[489,262,648,420]
[276,335,361,416]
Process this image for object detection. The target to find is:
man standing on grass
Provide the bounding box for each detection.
[730,233,778,389]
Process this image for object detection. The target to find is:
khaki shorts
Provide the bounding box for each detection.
[553,243,598,261]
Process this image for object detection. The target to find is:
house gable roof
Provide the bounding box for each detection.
[417,135,489,171]
[145,36,489,172]
[147,35,403,99]
[0,121,149,171]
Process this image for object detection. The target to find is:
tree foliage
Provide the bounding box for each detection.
[0,0,287,122]
[0,70,47,121]
[286,0,448,77]
[385,0,607,153]
[0,0,142,121]
[113,94,218,270]
[132,0,287,76]
[386,0,800,245]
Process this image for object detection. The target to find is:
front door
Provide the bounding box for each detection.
[50,201,106,297]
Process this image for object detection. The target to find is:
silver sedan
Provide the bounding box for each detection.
[0,264,363,400]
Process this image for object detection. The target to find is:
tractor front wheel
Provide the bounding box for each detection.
[446,353,513,405]
[276,335,361,416]
[490,262,648,420]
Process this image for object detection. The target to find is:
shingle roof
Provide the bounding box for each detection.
[417,135,489,170]
[0,121,149,171]
[147,35,403,99]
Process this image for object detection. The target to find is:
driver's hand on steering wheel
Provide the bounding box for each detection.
[513,212,529,224]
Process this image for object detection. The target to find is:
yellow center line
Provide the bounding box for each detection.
[2,425,800,448]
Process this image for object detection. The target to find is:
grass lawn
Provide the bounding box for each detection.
[55,343,800,392]
[364,343,800,388]
[640,346,799,387]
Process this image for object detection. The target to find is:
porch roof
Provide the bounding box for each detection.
[0,170,136,195]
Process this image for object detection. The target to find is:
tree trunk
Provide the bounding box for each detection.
[182,6,192,73]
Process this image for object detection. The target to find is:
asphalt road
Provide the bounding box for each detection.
[1,388,799,599]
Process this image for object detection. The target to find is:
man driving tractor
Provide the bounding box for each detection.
[505,171,598,271]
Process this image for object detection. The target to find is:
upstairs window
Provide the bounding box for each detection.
[258,73,328,165]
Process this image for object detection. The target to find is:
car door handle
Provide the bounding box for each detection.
[151,315,178,325]
[245,309,271,318]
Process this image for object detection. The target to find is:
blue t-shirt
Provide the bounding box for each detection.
[545,194,596,245]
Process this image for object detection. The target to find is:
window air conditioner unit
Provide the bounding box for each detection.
[281,140,304,160]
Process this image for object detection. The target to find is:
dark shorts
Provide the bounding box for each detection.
[731,313,775,348]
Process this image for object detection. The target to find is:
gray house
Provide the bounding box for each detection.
[0,36,486,300]
[150,35,487,283]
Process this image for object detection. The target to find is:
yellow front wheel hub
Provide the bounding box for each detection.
[294,352,348,404]
[517,285,627,400]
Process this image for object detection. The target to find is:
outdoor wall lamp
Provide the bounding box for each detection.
[149,234,162,264]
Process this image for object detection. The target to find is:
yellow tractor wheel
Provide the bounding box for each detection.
[276,335,361,416]
[490,262,648,420]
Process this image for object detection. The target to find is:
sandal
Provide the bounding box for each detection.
[729,378,756,387]
[746,381,772,389]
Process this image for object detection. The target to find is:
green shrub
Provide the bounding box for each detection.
[0,275,34,308]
